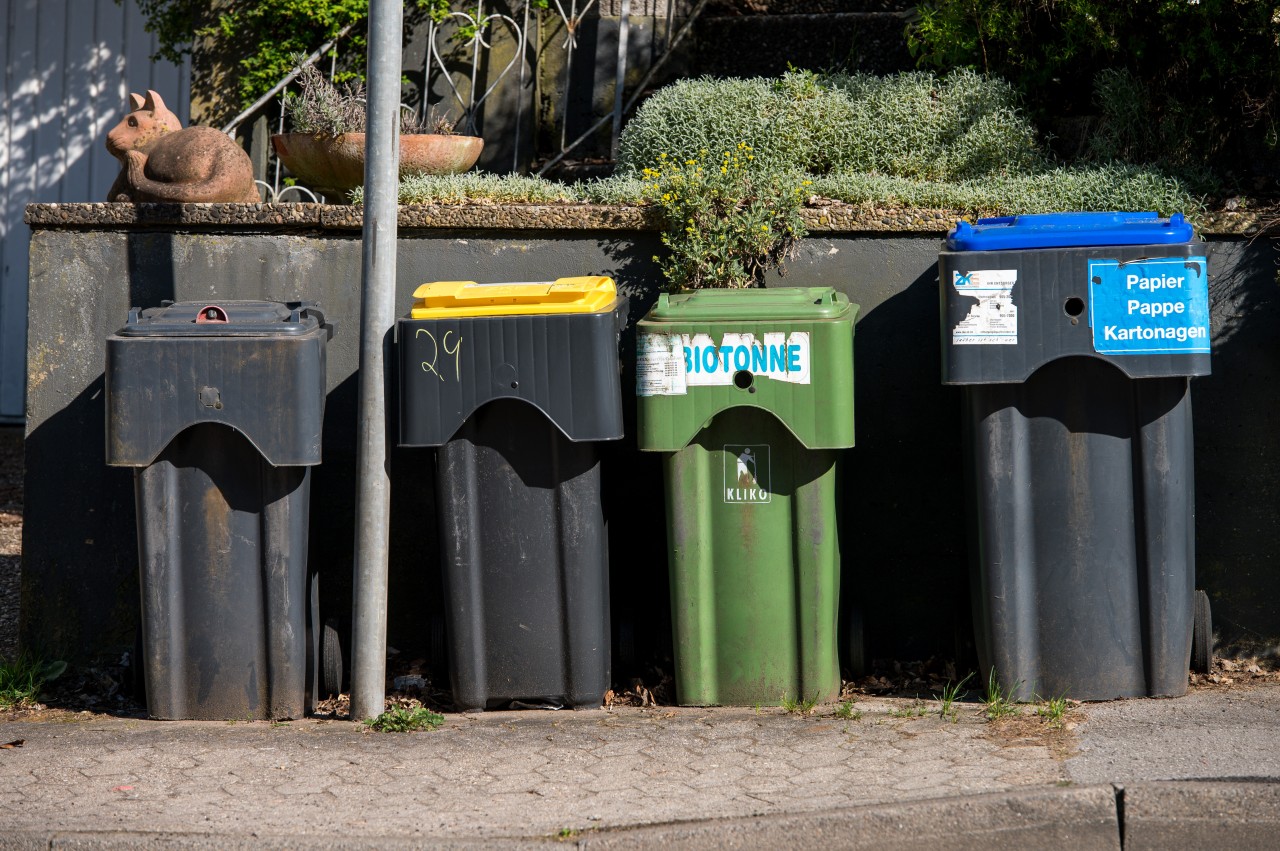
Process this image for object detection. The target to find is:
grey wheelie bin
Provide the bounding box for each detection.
[106,301,332,720]
[397,276,627,711]
[940,212,1213,701]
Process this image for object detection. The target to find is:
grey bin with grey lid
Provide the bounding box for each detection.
[105,300,335,720]
[940,212,1214,701]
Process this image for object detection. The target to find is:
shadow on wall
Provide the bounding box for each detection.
[844,262,970,668]
[599,238,674,682]
[21,231,180,661]
[1195,237,1280,655]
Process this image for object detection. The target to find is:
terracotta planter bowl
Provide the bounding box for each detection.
[271,132,484,199]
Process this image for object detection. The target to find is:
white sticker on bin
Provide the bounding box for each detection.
[951,269,1018,345]
[637,331,811,396]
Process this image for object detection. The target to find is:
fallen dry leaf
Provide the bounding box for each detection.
[0,739,24,749]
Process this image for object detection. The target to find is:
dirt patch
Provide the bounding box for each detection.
[983,711,1080,761]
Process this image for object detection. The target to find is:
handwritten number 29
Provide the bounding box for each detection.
[416,328,463,382]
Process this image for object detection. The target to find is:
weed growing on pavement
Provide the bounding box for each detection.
[365,704,445,733]
[1035,695,1070,728]
[557,828,580,840]
[781,693,820,715]
[835,700,860,720]
[935,672,974,723]
[983,669,1021,721]
[0,654,66,709]
[888,698,928,719]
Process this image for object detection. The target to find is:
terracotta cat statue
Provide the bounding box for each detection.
[105,90,259,203]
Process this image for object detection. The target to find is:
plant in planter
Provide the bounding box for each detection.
[638,143,810,292]
[271,62,483,200]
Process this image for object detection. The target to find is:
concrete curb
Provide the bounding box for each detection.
[7,781,1280,849]
[1121,780,1280,851]
[0,785,1121,850]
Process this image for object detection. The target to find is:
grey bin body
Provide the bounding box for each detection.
[398,299,628,711]
[106,301,330,721]
[941,238,1208,702]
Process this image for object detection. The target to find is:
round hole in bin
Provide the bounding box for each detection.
[733,370,754,390]
[1064,297,1086,317]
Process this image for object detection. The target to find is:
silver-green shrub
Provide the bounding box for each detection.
[810,164,1202,218]
[616,69,1044,182]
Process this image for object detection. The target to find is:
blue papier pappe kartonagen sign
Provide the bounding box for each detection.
[1088,256,1210,355]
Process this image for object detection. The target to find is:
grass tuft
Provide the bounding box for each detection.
[1035,695,1071,729]
[781,693,820,715]
[982,669,1021,721]
[888,698,929,719]
[935,672,974,723]
[0,655,65,710]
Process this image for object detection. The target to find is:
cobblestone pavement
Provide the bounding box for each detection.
[0,698,1066,842]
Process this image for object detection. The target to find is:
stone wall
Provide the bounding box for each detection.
[21,203,1280,684]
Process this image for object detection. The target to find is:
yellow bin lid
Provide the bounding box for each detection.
[410,276,617,318]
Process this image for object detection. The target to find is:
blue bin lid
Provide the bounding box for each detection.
[947,212,1193,251]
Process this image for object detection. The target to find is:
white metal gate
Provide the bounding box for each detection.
[1,0,189,421]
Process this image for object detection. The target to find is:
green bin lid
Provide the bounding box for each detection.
[643,287,853,322]
[636,287,856,451]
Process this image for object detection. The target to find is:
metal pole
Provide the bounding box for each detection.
[610,0,631,160]
[350,0,402,722]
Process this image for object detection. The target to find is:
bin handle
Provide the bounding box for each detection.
[195,305,229,324]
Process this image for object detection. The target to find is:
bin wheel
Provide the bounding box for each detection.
[321,618,344,698]
[845,603,866,680]
[1191,589,1213,674]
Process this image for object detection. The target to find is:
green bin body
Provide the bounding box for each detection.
[636,288,857,706]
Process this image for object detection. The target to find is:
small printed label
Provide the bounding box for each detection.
[636,331,811,396]
[636,333,688,396]
[1088,257,1210,355]
[724,444,771,504]
[951,269,1018,345]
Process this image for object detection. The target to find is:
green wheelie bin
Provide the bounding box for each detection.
[636,287,857,706]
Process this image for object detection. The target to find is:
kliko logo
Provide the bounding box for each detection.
[724,444,771,504]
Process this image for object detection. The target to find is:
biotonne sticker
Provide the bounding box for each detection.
[1088,257,1209,355]
[951,269,1018,345]
[636,331,811,396]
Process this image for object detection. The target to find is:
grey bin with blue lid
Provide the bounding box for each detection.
[939,212,1213,701]
[105,300,334,721]
[397,277,627,711]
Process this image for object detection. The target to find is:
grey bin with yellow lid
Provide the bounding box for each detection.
[397,277,628,711]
